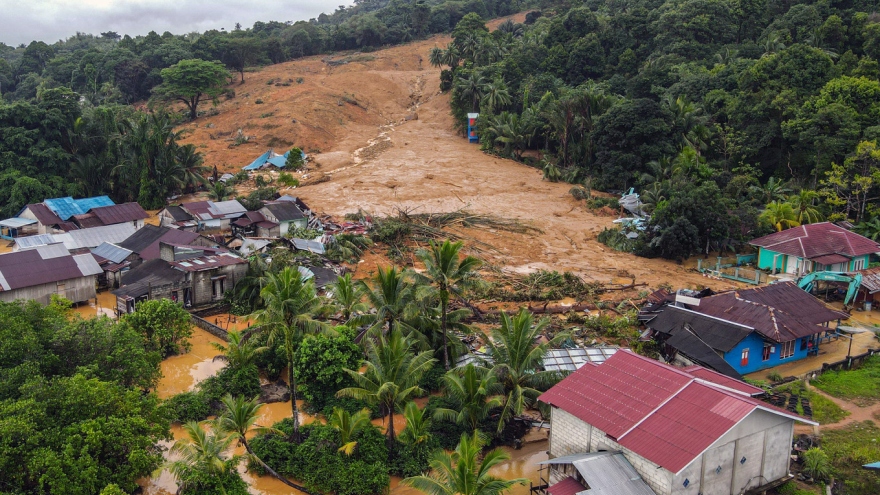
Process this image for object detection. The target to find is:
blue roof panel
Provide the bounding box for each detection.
[44,196,115,220]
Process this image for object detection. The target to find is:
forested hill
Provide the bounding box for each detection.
[437,1,880,260]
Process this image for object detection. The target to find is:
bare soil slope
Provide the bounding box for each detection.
[179,14,735,290]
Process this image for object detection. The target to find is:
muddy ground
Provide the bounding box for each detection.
[178,13,737,294]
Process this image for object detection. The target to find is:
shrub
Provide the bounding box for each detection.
[163,391,211,423]
[278,172,300,187]
[255,98,264,104]
[419,363,445,393]
[294,327,362,411]
[286,147,305,170]
[802,447,830,481]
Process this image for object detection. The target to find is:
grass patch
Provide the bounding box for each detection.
[778,481,822,495]
[821,421,880,494]
[812,355,880,405]
[775,381,850,424]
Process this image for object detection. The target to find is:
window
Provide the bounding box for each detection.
[740,348,749,367]
[853,258,866,271]
[762,344,772,362]
[781,340,795,359]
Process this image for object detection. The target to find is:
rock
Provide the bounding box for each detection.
[259,380,291,403]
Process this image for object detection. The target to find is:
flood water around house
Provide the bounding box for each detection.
[141,326,547,495]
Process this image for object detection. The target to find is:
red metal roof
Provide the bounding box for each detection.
[750,222,880,260]
[539,351,815,475]
[25,203,63,226]
[538,350,692,439]
[681,365,764,396]
[547,477,586,495]
[811,254,851,265]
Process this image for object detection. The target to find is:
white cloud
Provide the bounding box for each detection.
[1,0,347,46]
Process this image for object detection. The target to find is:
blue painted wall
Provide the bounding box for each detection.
[723,332,813,374]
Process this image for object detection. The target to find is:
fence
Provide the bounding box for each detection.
[697,255,767,285]
[190,314,228,340]
[815,348,879,376]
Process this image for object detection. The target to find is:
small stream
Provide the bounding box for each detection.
[140,325,547,495]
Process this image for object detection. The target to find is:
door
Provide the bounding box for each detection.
[741,348,749,367]
[762,344,771,362]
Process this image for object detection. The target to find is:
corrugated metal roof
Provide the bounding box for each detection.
[118,225,201,259]
[546,477,586,495]
[664,326,743,378]
[571,452,656,495]
[207,200,247,217]
[853,266,880,293]
[681,366,763,396]
[750,222,880,260]
[0,217,37,228]
[92,242,133,264]
[25,203,63,226]
[169,251,246,272]
[35,243,71,259]
[67,224,137,250]
[539,351,816,476]
[44,196,114,221]
[240,238,271,255]
[14,234,56,250]
[90,202,149,225]
[647,305,752,352]
[730,282,848,325]
[263,202,306,221]
[0,245,101,291]
[292,238,325,254]
[72,253,103,276]
[543,347,621,372]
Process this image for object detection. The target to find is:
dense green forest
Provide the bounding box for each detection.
[436,1,880,260]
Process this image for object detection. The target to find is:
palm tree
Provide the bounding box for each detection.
[216,394,312,491]
[428,47,444,69]
[788,189,824,225]
[250,267,329,439]
[331,273,369,322]
[751,177,791,204]
[177,143,209,192]
[415,240,482,370]
[434,364,502,433]
[497,19,524,38]
[481,78,512,114]
[761,33,786,58]
[211,330,268,370]
[358,266,416,336]
[209,181,232,201]
[167,421,243,493]
[329,407,373,455]
[326,233,373,263]
[854,216,880,241]
[760,201,801,231]
[337,329,436,454]
[487,111,535,160]
[232,257,270,312]
[402,432,527,495]
[441,45,461,68]
[485,309,566,432]
[399,401,432,445]
[455,72,488,112]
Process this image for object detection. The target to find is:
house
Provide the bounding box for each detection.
[116,224,215,269]
[851,266,880,310]
[12,223,137,252]
[158,200,247,232]
[751,222,880,275]
[231,211,280,237]
[259,202,307,235]
[537,451,656,495]
[84,202,149,229]
[113,241,248,314]
[90,242,134,289]
[0,244,103,304]
[538,350,816,495]
[16,196,116,234]
[643,283,848,376]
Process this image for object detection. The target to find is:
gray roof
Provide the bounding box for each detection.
[291,238,325,254]
[263,202,306,221]
[92,242,133,264]
[571,452,656,495]
[14,224,136,251]
[0,217,37,228]
[542,347,621,372]
[239,238,271,256]
[208,200,247,217]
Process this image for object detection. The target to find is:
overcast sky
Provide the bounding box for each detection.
[1,0,347,46]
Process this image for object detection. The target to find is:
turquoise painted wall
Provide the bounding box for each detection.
[723,332,813,375]
[757,247,785,272]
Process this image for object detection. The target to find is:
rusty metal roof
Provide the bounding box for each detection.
[854,266,880,293]
[728,282,848,325]
[24,203,63,226]
[539,351,815,475]
[0,245,101,291]
[90,202,149,225]
[750,222,880,260]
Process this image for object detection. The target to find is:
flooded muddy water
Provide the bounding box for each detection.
[143,326,546,495]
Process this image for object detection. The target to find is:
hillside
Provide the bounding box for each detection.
[177,14,731,291]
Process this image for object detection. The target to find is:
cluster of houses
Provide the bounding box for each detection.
[2,195,879,494]
[0,194,330,314]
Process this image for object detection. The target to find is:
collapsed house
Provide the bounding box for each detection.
[538,350,815,495]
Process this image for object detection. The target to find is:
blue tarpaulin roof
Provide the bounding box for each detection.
[863,462,880,470]
[43,196,115,220]
[242,149,305,170]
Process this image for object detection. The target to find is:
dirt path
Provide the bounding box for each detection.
[178,14,739,293]
[794,382,879,435]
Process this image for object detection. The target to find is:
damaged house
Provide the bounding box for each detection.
[158,199,248,232]
[112,241,248,314]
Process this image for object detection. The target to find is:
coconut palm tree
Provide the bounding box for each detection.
[434,364,502,433]
[331,273,369,322]
[399,401,432,445]
[760,201,801,232]
[485,309,566,432]
[415,240,482,370]
[441,46,461,68]
[428,47,444,69]
[211,330,268,370]
[232,256,270,312]
[455,72,488,112]
[337,329,436,455]
[854,216,880,241]
[788,189,825,225]
[329,407,373,455]
[751,177,791,204]
[250,267,329,439]
[358,266,417,336]
[167,421,245,494]
[401,432,527,495]
[209,181,232,201]
[497,19,524,38]
[481,78,512,114]
[216,394,312,492]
